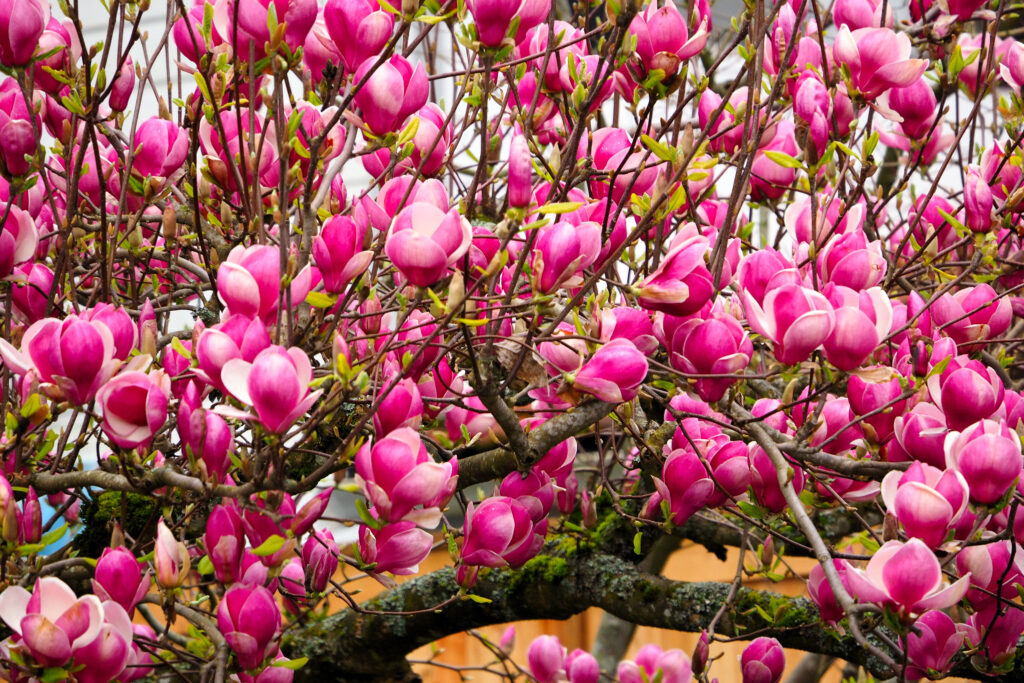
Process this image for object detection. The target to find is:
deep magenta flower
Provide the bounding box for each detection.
[154,519,191,589]
[312,214,372,294]
[740,637,785,683]
[652,448,716,526]
[0,0,48,66]
[635,233,714,317]
[571,338,648,403]
[301,529,339,593]
[527,634,565,683]
[618,644,692,683]
[217,584,281,670]
[944,419,1022,505]
[460,496,544,569]
[323,0,393,72]
[530,220,601,294]
[466,0,549,47]
[358,520,433,576]
[205,504,245,585]
[92,547,150,617]
[905,610,967,681]
[667,306,753,402]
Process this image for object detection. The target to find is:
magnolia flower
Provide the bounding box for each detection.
[845,539,970,616]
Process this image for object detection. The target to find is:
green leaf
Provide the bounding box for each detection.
[537,202,584,214]
[171,335,192,360]
[197,555,214,575]
[272,657,309,670]
[305,291,337,309]
[465,593,492,604]
[41,668,69,683]
[633,530,643,555]
[642,134,676,163]
[39,524,67,548]
[250,534,287,557]
[764,150,803,169]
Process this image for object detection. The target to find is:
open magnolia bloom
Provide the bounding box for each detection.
[845,539,971,618]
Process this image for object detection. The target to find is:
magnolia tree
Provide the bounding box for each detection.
[0,0,1021,680]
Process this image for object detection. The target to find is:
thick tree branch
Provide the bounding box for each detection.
[284,551,890,682]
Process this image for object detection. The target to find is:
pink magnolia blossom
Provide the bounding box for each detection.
[353,54,428,136]
[221,345,322,434]
[880,462,969,548]
[459,496,544,571]
[822,285,893,371]
[905,610,967,680]
[742,283,836,365]
[95,368,171,450]
[216,245,314,323]
[466,0,549,47]
[750,121,800,201]
[927,358,1005,431]
[635,232,715,317]
[955,539,1024,607]
[358,520,433,575]
[323,0,394,72]
[355,427,457,526]
[373,377,423,436]
[571,338,648,403]
[652,448,716,526]
[10,262,54,323]
[177,382,234,481]
[0,577,133,679]
[816,230,887,290]
[930,284,1012,350]
[741,637,785,683]
[0,78,39,178]
[530,220,601,294]
[385,202,472,287]
[628,0,707,81]
[31,18,76,96]
[302,529,339,593]
[618,644,693,683]
[833,26,928,99]
[312,214,372,294]
[884,77,938,140]
[217,584,281,671]
[596,307,658,356]
[92,548,150,617]
[527,634,565,683]
[205,504,245,585]
[0,315,120,405]
[832,0,892,29]
[0,0,48,66]
[0,203,37,280]
[807,559,851,624]
[154,519,191,589]
[668,305,753,402]
[845,538,970,617]
[944,419,1022,505]
[515,21,588,91]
